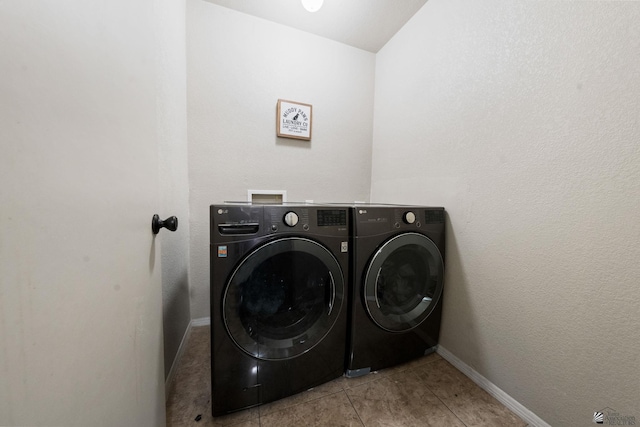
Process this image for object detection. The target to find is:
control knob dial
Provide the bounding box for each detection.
[403,211,416,224]
[283,211,299,227]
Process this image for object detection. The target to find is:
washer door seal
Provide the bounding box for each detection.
[223,237,344,360]
[363,232,443,332]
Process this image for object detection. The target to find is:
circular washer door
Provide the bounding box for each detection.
[364,232,443,332]
[223,237,344,361]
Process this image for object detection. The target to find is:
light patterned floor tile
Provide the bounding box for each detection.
[167,326,527,427]
[345,369,465,427]
[259,391,364,427]
[416,359,527,427]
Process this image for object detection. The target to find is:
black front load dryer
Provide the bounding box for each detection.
[210,204,349,416]
[346,205,445,377]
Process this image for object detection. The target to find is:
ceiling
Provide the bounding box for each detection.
[203,0,428,53]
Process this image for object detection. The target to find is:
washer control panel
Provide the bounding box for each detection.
[317,209,347,227]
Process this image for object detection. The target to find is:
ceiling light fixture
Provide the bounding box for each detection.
[301,0,324,13]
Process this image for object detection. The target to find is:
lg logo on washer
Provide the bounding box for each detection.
[217,209,228,215]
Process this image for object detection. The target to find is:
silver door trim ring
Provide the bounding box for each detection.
[363,232,444,333]
[222,237,344,360]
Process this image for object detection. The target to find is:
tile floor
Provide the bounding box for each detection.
[166,326,527,427]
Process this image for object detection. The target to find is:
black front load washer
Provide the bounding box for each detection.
[210,204,349,415]
[345,205,445,377]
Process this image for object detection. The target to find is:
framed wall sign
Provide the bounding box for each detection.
[276,99,312,141]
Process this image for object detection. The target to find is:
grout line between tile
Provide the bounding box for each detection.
[423,380,469,427]
[342,389,366,427]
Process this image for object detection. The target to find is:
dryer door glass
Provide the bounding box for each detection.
[364,232,443,332]
[223,237,344,361]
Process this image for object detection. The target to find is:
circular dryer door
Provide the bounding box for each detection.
[223,237,344,361]
[364,232,443,332]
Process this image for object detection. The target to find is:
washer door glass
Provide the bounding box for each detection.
[223,237,344,361]
[364,232,443,332]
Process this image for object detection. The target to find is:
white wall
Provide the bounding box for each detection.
[186,0,375,319]
[156,0,192,380]
[371,1,640,425]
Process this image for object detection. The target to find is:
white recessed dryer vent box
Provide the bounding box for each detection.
[248,190,287,204]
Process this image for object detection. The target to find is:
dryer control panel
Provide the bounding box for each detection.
[355,206,445,234]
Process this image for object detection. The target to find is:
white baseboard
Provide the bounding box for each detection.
[165,321,193,400]
[191,316,211,327]
[437,346,550,427]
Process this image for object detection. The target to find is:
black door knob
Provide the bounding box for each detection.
[152,214,178,234]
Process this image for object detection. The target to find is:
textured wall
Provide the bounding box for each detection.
[371,1,640,425]
[186,0,375,319]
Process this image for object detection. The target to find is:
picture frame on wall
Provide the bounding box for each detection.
[276,99,312,141]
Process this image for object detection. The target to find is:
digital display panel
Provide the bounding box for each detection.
[424,209,445,224]
[317,209,347,227]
